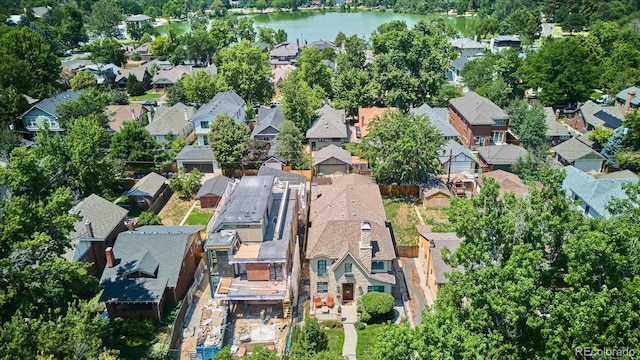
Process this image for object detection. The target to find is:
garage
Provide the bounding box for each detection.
[313,145,352,176]
[552,138,605,173]
[439,140,478,175]
[573,158,605,173]
[183,162,214,173]
[175,145,217,173]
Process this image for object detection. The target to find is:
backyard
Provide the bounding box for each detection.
[157,193,194,225]
[184,207,214,226]
[355,324,385,360]
[129,89,163,102]
[383,197,453,245]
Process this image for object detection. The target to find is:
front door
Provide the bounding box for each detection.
[342,283,354,301]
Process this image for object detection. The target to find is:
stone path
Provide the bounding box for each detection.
[341,305,358,360]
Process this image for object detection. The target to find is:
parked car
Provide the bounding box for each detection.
[142,100,157,107]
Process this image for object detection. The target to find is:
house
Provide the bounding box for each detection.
[270,42,300,67]
[477,170,531,198]
[439,139,478,175]
[544,107,571,145]
[252,41,269,52]
[447,57,469,86]
[257,166,307,185]
[145,59,173,71]
[449,91,510,149]
[124,172,169,211]
[615,86,640,114]
[105,104,147,133]
[271,64,296,87]
[410,104,459,140]
[132,42,154,61]
[552,137,605,173]
[307,104,349,151]
[307,174,396,306]
[251,106,285,141]
[114,67,152,91]
[61,59,94,74]
[562,165,639,218]
[356,106,395,139]
[175,145,217,173]
[125,14,152,28]
[567,101,624,134]
[476,144,528,172]
[420,179,452,209]
[190,91,246,146]
[308,40,337,52]
[313,144,352,175]
[489,36,521,53]
[31,6,50,18]
[85,63,120,85]
[450,37,485,58]
[20,90,81,133]
[417,230,462,301]
[63,194,128,277]
[195,176,232,208]
[204,175,304,319]
[261,139,286,170]
[152,64,217,89]
[99,225,204,321]
[146,102,195,142]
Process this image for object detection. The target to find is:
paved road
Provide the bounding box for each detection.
[541,23,554,37]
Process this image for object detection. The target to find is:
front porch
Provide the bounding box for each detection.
[310,303,358,322]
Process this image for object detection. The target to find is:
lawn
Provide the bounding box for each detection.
[418,208,455,232]
[129,89,163,102]
[355,324,386,360]
[157,193,194,225]
[383,196,421,245]
[325,328,345,357]
[184,207,214,226]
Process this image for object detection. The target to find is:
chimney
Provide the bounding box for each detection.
[147,111,152,124]
[626,90,636,114]
[183,107,189,121]
[126,219,135,231]
[359,221,372,273]
[85,220,94,238]
[555,109,560,120]
[296,38,299,48]
[130,107,136,120]
[105,247,115,268]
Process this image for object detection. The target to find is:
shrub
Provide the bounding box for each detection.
[319,320,343,329]
[147,342,169,359]
[359,292,395,323]
[136,211,162,226]
[354,321,366,330]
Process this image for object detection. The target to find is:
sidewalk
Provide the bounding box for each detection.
[341,305,358,360]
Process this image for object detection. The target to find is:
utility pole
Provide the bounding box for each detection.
[447,148,453,184]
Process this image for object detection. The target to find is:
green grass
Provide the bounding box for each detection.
[355,324,386,360]
[129,90,163,102]
[383,196,420,245]
[325,328,345,356]
[184,208,213,225]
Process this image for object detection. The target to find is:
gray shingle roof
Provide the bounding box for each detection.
[450,37,484,50]
[190,91,245,124]
[115,67,150,83]
[477,144,528,165]
[552,137,605,162]
[308,40,337,51]
[125,173,167,198]
[451,57,470,71]
[99,225,202,304]
[578,101,624,130]
[270,42,299,58]
[126,14,151,22]
[312,144,352,166]
[21,90,82,118]
[251,106,285,137]
[439,139,477,165]
[195,176,232,199]
[306,104,347,139]
[410,104,459,138]
[152,65,191,85]
[449,91,508,125]
[175,145,215,161]
[257,166,306,184]
[418,232,462,284]
[146,103,195,136]
[544,107,570,137]
[65,194,128,262]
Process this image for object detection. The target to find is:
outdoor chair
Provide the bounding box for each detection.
[314,296,323,309]
[326,296,335,308]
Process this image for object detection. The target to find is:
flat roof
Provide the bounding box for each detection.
[211,176,275,229]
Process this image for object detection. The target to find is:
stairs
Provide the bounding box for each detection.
[283,299,291,319]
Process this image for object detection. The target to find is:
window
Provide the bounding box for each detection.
[344,263,353,274]
[585,205,591,214]
[25,118,38,128]
[203,136,209,146]
[372,261,384,270]
[475,137,485,146]
[200,121,209,129]
[367,285,385,292]
[317,282,328,293]
[491,131,504,144]
[317,260,327,276]
[493,119,507,126]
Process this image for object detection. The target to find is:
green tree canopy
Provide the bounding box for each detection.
[332,68,377,118]
[208,114,250,176]
[85,39,127,67]
[168,167,204,199]
[87,0,124,38]
[276,120,306,169]
[281,71,323,132]
[506,100,548,153]
[296,47,334,97]
[136,211,163,226]
[110,121,162,168]
[216,40,274,104]
[70,70,98,91]
[56,89,111,128]
[183,70,218,104]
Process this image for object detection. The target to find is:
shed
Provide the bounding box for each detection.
[195,176,232,208]
[421,179,452,209]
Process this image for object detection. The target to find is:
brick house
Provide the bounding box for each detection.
[195,176,232,208]
[449,91,510,149]
[417,228,462,301]
[99,225,204,321]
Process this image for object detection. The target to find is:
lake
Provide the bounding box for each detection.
[156,10,478,42]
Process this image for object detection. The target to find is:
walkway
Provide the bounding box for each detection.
[341,305,358,360]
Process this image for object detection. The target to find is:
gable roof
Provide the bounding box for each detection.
[563,165,639,218]
[270,42,299,58]
[313,144,352,166]
[252,106,285,137]
[544,107,570,137]
[115,67,150,83]
[65,194,128,262]
[450,37,484,50]
[307,104,347,139]
[99,225,203,304]
[190,91,245,124]
[105,104,145,132]
[439,139,477,165]
[175,145,215,161]
[421,178,452,198]
[477,144,528,165]
[449,91,508,125]
[552,137,605,162]
[125,172,167,198]
[578,101,624,130]
[615,86,640,106]
[272,64,296,85]
[257,166,306,184]
[418,232,462,284]
[308,40,337,51]
[21,91,82,119]
[481,170,530,197]
[358,107,394,138]
[451,57,470,71]
[195,176,232,199]
[146,102,195,136]
[410,104,458,138]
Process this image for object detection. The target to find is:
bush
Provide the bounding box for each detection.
[354,321,366,330]
[319,320,343,329]
[359,292,395,323]
[136,211,162,226]
[147,342,169,359]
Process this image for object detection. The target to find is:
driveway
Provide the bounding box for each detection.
[541,23,554,37]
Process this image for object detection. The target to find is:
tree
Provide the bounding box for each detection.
[507,100,548,153]
[126,22,157,42]
[360,111,446,184]
[290,318,328,359]
[372,321,414,360]
[334,31,347,47]
[235,17,256,42]
[216,40,274,104]
[0,87,28,131]
[276,120,306,169]
[41,4,87,49]
[182,29,216,66]
[56,89,112,128]
[168,167,204,199]
[258,26,276,47]
[589,127,614,148]
[136,211,163,226]
[244,346,278,360]
[359,292,395,322]
[602,127,625,168]
[162,0,183,19]
[281,72,323,132]
[70,70,97,91]
[183,70,217,104]
[208,114,250,176]
[110,121,162,168]
[332,68,377,118]
[296,47,334,97]
[167,80,188,106]
[561,12,586,33]
[275,29,288,44]
[125,74,146,96]
[243,139,269,169]
[87,0,124,38]
[86,39,126,67]
[209,19,235,51]
[256,0,268,11]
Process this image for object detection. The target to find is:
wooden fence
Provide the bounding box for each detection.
[396,245,419,258]
[148,186,173,214]
[379,184,420,196]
